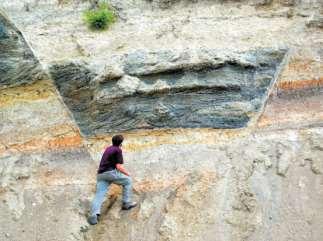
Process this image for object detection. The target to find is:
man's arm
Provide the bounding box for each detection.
[116,163,130,176]
[115,148,130,176]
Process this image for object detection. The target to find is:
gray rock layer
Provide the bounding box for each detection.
[0,13,44,89]
[50,48,287,136]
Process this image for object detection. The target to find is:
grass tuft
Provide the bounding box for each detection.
[83,3,116,31]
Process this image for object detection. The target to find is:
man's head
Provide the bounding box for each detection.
[112,134,124,146]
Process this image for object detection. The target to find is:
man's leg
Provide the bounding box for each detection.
[112,171,136,209]
[89,179,109,224]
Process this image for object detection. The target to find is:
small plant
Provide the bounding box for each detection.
[83,3,116,31]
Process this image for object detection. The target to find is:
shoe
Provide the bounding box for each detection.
[88,214,99,225]
[122,201,137,210]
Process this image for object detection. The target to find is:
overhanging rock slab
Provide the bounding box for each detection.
[49,48,288,136]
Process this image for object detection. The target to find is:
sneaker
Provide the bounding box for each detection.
[121,202,137,210]
[88,214,99,225]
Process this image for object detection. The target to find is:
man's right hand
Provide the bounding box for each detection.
[116,163,130,176]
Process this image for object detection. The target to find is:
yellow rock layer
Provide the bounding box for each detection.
[87,128,246,153]
[0,80,57,108]
[0,80,83,154]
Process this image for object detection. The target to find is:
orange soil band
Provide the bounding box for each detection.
[47,135,83,149]
[277,78,323,91]
[0,134,83,155]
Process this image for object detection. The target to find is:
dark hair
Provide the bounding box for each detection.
[112,135,124,146]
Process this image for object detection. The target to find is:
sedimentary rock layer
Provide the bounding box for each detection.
[84,127,323,241]
[2,126,322,241]
[258,87,323,129]
[0,12,44,89]
[50,48,287,136]
[0,147,95,241]
[0,1,322,241]
[0,80,82,154]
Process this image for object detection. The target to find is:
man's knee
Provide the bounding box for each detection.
[124,176,132,186]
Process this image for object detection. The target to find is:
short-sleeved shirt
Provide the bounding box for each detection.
[97,145,124,174]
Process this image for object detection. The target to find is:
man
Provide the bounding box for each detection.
[88,134,137,225]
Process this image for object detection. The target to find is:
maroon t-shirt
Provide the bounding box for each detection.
[97,145,124,174]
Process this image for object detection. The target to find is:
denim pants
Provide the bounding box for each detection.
[91,169,133,216]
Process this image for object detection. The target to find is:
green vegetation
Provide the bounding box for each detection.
[83,3,116,31]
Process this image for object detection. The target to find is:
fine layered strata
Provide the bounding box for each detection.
[50,48,287,136]
[0,12,44,89]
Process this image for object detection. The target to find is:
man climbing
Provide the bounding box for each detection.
[88,134,137,225]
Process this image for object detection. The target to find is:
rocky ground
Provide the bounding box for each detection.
[0,0,322,241]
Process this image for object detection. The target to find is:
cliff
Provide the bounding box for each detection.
[0,0,322,241]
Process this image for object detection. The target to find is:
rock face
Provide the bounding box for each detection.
[0,0,322,241]
[83,128,323,241]
[50,48,287,135]
[0,13,44,89]
[0,147,95,241]
[306,13,323,28]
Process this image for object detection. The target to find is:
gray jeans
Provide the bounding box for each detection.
[91,169,133,215]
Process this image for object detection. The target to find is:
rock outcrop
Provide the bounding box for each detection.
[0,0,322,241]
[50,48,287,135]
[0,12,44,89]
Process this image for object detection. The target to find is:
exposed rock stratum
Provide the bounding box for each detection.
[0,0,322,241]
